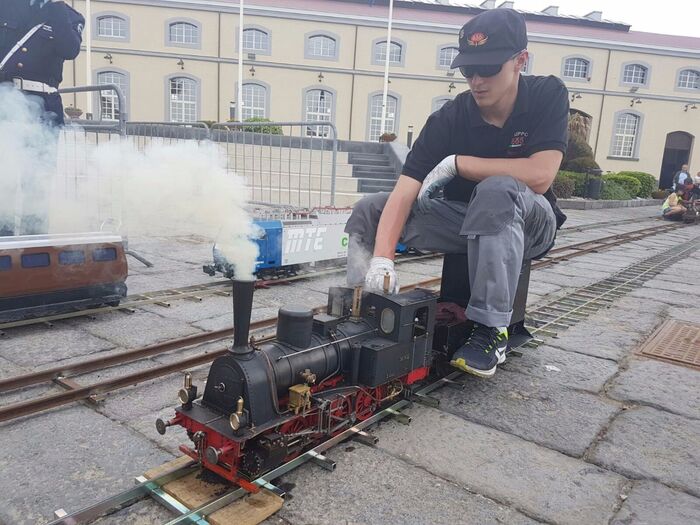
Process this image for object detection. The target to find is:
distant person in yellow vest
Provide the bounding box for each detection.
[661,187,686,221]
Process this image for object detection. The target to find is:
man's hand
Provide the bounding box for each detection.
[417,155,457,213]
[364,256,400,294]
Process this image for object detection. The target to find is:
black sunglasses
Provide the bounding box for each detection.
[458,51,525,79]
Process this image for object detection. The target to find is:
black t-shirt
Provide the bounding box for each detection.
[403,74,569,227]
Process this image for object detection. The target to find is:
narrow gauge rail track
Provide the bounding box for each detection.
[44,230,700,525]
[0,221,688,423]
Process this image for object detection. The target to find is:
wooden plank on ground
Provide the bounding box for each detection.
[144,457,284,525]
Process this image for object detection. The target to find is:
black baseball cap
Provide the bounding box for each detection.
[451,9,528,68]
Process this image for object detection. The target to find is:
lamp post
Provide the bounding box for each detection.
[379,0,394,138]
[237,0,244,121]
[85,0,92,117]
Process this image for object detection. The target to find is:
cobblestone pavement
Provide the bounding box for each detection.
[1,205,699,525]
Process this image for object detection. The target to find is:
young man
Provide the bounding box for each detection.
[345,9,568,378]
[672,164,691,190]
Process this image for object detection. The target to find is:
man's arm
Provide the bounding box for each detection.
[45,1,84,60]
[373,175,421,259]
[455,150,563,195]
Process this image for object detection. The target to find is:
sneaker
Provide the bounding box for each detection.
[450,323,508,378]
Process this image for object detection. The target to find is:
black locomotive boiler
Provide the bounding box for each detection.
[156,279,439,491]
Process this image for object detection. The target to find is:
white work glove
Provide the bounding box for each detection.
[417,154,458,214]
[364,256,400,294]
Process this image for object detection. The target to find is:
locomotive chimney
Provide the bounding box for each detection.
[232,278,255,354]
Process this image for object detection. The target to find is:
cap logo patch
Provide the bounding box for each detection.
[467,32,488,46]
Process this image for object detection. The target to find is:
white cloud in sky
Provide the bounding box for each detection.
[512,0,700,38]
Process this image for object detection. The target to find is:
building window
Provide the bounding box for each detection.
[0,255,10,271]
[169,77,197,123]
[438,46,458,68]
[242,83,267,120]
[304,88,333,137]
[369,94,398,142]
[374,40,402,65]
[21,253,50,268]
[622,64,648,85]
[307,35,336,59]
[97,71,127,121]
[432,97,452,113]
[168,22,199,46]
[677,69,700,90]
[563,57,590,79]
[59,251,86,265]
[611,113,640,158]
[93,248,117,262]
[243,28,270,52]
[96,16,127,38]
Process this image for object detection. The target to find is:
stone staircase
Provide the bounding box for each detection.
[348,151,399,193]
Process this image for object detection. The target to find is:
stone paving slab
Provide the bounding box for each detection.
[611,480,700,525]
[0,324,117,367]
[629,287,690,307]
[92,498,171,525]
[376,405,626,525]
[608,358,700,419]
[533,270,600,288]
[434,368,620,457]
[138,294,235,323]
[505,344,619,393]
[66,310,202,348]
[273,444,538,525]
[590,406,700,496]
[0,406,174,525]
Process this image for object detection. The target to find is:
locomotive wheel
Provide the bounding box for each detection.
[278,417,305,435]
[354,389,378,421]
[240,447,266,479]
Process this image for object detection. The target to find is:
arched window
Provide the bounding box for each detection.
[96,16,127,38]
[432,97,452,113]
[369,94,398,142]
[242,28,270,52]
[622,64,648,85]
[168,22,199,45]
[563,57,590,79]
[304,88,333,137]
[438,46,458,68]
[307,35,336,59]
[611,112,640,158]
[242,83,267,120]
[97,71,127,121]
[169,77,198,122]
[374,40,402,65]
[677,69,700,90]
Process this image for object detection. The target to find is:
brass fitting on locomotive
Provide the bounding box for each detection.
[229,396,249,431]
[178,372,198,407]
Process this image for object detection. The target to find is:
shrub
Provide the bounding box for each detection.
[652,189,669,200]
[563,156,601,173]
[615,171,656,198]
[552,176,575,198]
[565,138,594,164]
[379,132,397,142]
[557,170,588,197]
[601,180,632,200]
[602,174,641,198]
[239,117,283,135]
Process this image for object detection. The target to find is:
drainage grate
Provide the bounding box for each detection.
[638,320,700,370]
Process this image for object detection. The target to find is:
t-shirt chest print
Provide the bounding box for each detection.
[507,130,529,155]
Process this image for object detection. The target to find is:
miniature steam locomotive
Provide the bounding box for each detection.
[156,279,454,491]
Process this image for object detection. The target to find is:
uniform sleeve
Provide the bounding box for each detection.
[46,1,84,60]
[402,103,455,184]
[524,76,569,156]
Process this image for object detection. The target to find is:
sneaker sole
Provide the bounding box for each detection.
[450,357,497,378]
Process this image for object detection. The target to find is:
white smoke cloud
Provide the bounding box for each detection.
[0,87,259,279]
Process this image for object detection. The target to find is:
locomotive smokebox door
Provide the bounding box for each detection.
[439,254,532,348]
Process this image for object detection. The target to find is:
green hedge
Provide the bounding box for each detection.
[563,156,601,173]
[552,176,575,198]
[615,171,656,198]
[602,174,641,198]
[557,170,588,197]
[601,180,632,200]
[239,117,283,135]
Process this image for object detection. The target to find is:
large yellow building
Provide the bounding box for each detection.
[63,0,700,185]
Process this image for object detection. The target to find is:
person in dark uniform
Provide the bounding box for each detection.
[345,9,568,378]
[0,0,84,236]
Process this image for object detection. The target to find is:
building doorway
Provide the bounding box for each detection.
[659,131,694,189]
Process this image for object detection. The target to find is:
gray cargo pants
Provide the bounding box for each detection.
[345,175,557,327]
